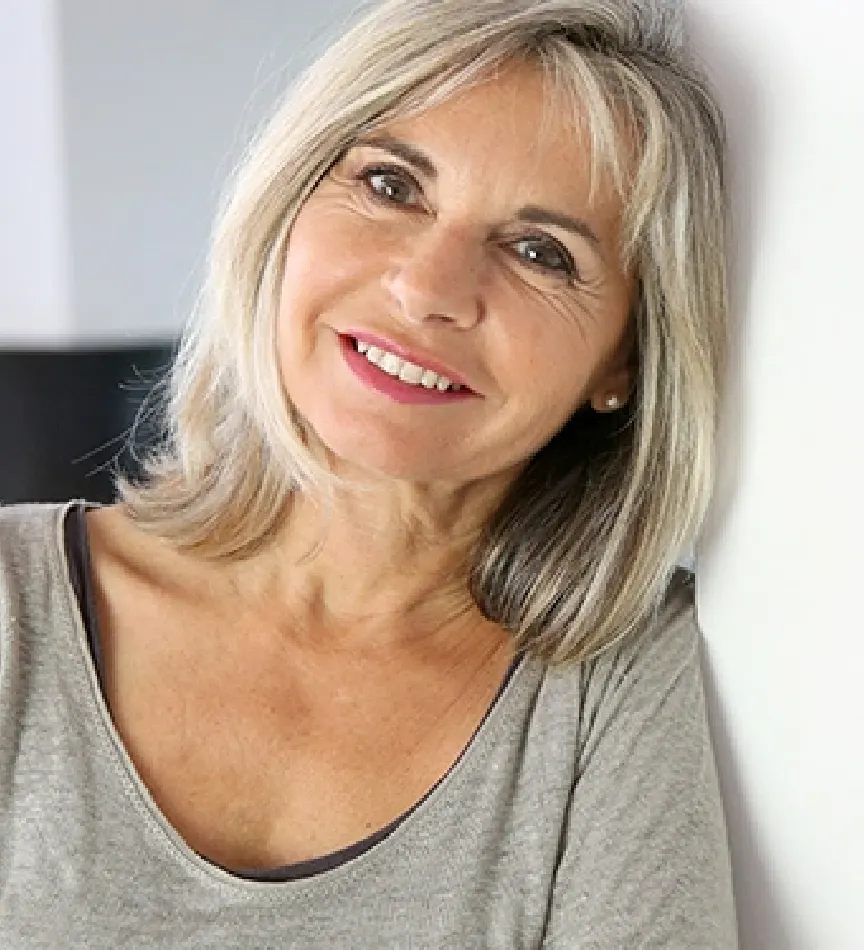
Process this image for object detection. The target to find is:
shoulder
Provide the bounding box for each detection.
[85,504,210,603]
[0,502,81,667]
[544,567,698,694]
[541,570,737,946]
[0,500,70,544]
[544,568,704,764]
[583,567,698,698]
[526,568,702,769]
[574,567,715,783]
[588,568,699,678]
[0,501,72,584]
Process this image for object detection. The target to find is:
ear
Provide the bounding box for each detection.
[588,322,637,412]
[588,363,635,412]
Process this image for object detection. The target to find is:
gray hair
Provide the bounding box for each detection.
[120,0,728,663]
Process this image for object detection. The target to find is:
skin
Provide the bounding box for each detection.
[281,64,634,485]
[263,57,635,643]
[85,59,637,868]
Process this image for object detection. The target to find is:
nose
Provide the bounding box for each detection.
[382,225,486,329]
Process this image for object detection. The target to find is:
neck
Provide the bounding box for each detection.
[226,473,513,652]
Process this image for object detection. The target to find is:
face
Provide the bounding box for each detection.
[276,59,635,487]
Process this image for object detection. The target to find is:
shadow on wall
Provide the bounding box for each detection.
[0,344,175,505]
[687,4,799,949]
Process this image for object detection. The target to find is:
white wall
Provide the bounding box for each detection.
[60,0,359,342]
[690,2,864,947]
[0,0,72,344]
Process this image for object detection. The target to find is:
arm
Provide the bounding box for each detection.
[542,576,738,948]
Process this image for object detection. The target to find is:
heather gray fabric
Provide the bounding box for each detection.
[0,503,737,949]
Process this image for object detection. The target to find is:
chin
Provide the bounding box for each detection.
[300,412,455,484]
[332,446,458,484]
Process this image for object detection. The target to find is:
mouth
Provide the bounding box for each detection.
[338,334,478,405]
[346,335,466,393]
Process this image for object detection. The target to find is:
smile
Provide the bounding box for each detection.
[353,339,462,392]
[339,334,477,406]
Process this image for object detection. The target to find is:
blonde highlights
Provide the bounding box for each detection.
[120,0,728,662]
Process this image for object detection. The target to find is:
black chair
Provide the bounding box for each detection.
[0,344,175,504]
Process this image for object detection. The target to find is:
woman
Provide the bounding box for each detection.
[0,0,736,946]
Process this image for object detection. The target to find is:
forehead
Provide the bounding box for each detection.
[370,59,626,212]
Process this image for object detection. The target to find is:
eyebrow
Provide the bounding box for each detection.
[354,135,602,248]
[357,135,439,180]
[514,206,600,248]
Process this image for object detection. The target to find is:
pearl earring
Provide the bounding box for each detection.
[604,395,621,410]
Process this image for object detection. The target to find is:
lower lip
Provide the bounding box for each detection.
[339,335,477,406]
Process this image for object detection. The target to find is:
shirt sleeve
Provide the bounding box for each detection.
[542,574,738,949]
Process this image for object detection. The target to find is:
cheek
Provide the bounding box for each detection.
[277,218,368,353]
[495,303,630,428]
[283,195,387,297]
[491,307,596,403]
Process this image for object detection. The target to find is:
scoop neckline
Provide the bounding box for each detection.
[49,500,534,894]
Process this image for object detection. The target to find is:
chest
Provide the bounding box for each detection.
[3,646,567,950]
[99,606,514,872]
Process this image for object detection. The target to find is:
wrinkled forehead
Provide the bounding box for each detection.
[364,52,637,207]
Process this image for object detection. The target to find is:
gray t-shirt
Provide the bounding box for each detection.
[0,503,737,948]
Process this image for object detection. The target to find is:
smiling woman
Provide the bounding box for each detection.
[0,0,736,947]
[277,62,635,491]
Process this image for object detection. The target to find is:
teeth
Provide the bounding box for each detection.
[379,353,402,376]
[398,362,424,385]
[353,338,461,392]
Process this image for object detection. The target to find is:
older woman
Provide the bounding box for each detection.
[0,0,736,946]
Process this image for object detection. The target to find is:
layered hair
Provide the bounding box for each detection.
[120,0,728,663]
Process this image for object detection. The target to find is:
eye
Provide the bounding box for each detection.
[511,236,579,280]
[358,166,421,206]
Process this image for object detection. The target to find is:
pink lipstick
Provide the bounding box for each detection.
[339,334,478,406]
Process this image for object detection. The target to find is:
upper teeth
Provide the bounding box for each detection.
[355,339,461,392]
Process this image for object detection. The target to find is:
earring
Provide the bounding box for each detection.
[604,395,621,410]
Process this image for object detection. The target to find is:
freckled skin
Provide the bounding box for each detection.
[277,60,635,485]
[79,64,641,880]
